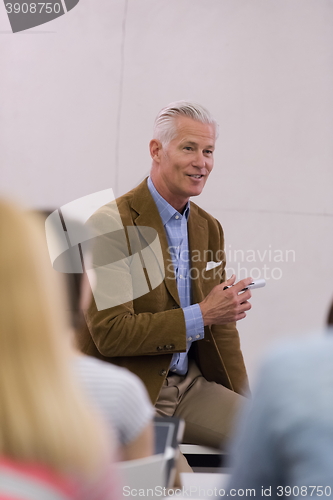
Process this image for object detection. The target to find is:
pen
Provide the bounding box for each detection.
[223,278,266,291]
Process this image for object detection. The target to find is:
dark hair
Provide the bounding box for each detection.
[37,209,87,331]
[327,299,333,327]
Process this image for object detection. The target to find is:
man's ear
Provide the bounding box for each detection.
[149,139,162,162]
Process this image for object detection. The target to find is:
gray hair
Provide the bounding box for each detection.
[153,100,219,146]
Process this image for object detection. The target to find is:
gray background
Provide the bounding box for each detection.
[1,0,332,382]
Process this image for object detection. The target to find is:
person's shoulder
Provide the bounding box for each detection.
[189,201,222,231]
[86,179,149,230]
[190,200,214,220]
[93,179,151,219]
[262,331,333,368]
[254,331,333,400]
[78,354,132,377]
[114,182,144,209]
[77,355,150,392]
[252,332,333,431]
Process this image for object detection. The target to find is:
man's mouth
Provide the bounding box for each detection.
[187,174,204,179]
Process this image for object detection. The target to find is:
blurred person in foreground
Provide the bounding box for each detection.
[226,327,333,499]
[79,101,254,469]
[327,299,333,327]
[0,200,118,500]
[44,213,155,462]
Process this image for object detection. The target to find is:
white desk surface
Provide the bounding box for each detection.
[163,472,230,499]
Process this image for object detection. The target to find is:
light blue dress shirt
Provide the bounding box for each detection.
[147,177,204,375]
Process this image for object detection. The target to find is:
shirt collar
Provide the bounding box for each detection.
[147,177,190,226]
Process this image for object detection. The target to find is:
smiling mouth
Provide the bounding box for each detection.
[187,174,204,179]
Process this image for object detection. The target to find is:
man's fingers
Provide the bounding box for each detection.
[201,276,253,326]
[239,300,252,312]
[236,312,247,321]
[224,274,236,287]
[233,277,253,292]
[239,289,252,302]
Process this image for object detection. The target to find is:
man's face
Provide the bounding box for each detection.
[151,116,216,212]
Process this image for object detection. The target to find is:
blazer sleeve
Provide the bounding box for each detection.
[82,206,187,358]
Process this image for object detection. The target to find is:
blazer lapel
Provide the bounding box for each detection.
[130,180,180,305]
[188,203,208,304]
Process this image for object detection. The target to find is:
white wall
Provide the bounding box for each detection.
[1,0,332,382]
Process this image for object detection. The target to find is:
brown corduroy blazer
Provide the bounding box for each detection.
[77,179,249,403]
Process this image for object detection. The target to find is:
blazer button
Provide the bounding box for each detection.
[164,344,175,350]
[159,369,167,377]
[156,346,163,351]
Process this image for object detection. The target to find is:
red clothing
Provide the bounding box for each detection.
[0,457,118,500]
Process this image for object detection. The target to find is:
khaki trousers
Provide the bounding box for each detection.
[155,360,245,456]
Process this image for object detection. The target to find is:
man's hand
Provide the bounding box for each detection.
[199,275,253,326]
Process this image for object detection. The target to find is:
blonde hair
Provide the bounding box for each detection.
[0,200,110,477]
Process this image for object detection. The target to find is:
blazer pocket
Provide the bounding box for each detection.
[203,262,223,287]
[205,261,222,271]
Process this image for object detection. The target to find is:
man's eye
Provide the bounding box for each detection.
[204,150,213,155]
[184,146,193,151]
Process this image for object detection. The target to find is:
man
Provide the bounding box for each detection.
[78,101,252,456]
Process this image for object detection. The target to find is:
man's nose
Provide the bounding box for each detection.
[192,151,206,169]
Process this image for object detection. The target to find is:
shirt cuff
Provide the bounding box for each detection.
[183,304,205,343]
